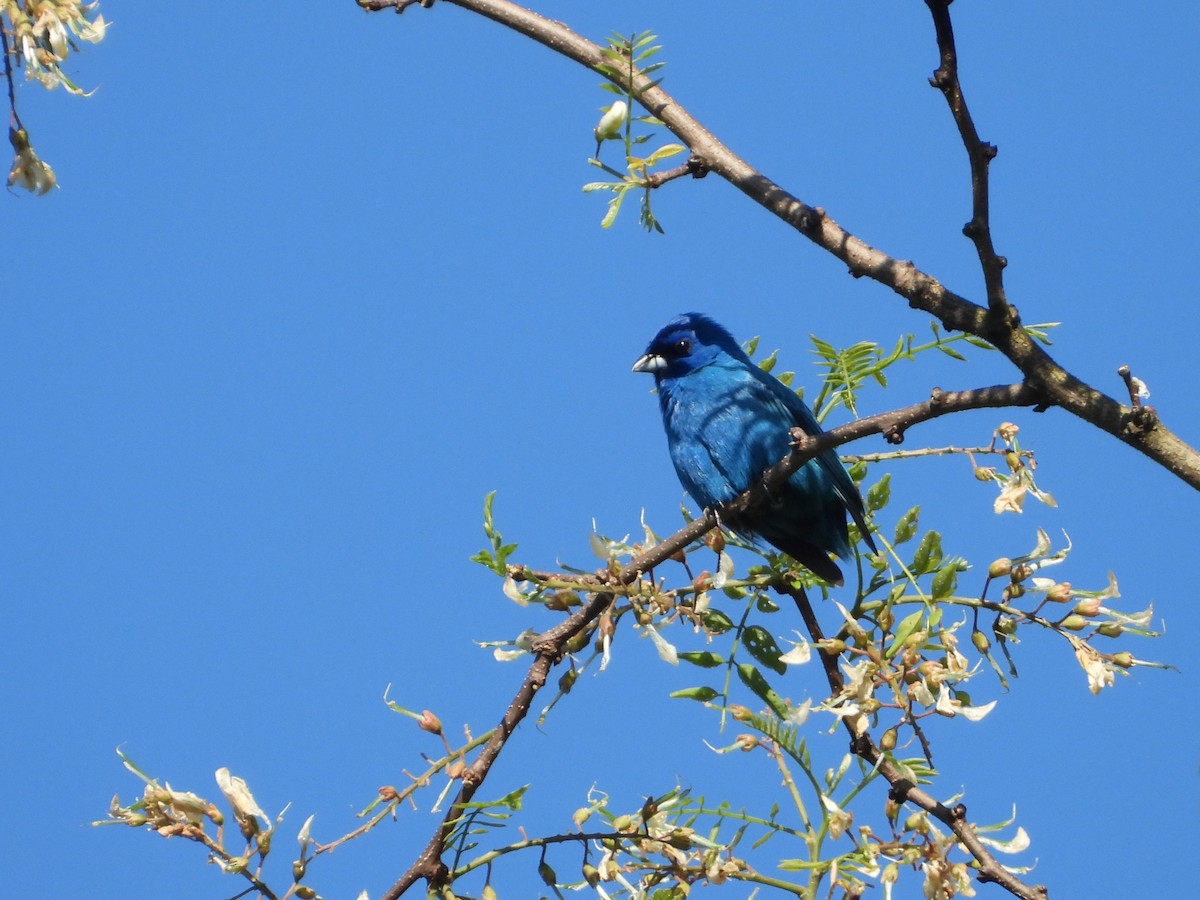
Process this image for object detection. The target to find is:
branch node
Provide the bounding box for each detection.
[1122,405,1158,436]
[951,802,968,821]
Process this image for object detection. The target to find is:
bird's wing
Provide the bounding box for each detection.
[755,368,879,554]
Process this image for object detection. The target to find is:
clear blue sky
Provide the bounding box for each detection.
[5,3,1198,898]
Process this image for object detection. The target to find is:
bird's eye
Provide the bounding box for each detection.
[675,339,692,355]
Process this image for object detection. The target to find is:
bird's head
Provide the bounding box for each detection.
[632,312,747,379]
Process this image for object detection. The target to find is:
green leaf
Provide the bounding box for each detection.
[866,473,891,512]
[893,506,920,545]
[754,594,780,613]
[702,608,734,634]
[678,650,724,668]
[742,625,787,675]
[600,187,629,228]
[886,609,926,658]
[669,686,719,702]
[635,76,665,95]
[931,563,958,600]
[758,348,779,373]
[470,491,517,575]
[645,143,687,165]
[936,343,968,361]
[735,664,789,718]
[911,530,942,575]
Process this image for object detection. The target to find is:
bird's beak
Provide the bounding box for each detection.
[632,353,666,374]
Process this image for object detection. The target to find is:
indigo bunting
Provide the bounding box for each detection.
[633,313,876,585]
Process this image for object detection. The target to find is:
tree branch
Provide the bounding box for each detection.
[378,381,1040,899]
[924,0,1008,319]
[359,0,1200,491]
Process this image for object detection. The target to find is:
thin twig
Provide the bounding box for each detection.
[843,444,1032,464]
[1,14,23,130]
[924,0,1009,320]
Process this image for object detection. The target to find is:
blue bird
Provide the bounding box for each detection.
[633,313,876,585]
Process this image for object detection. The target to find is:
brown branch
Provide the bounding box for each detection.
[378,382,1040,899]
[924,0,1008,319]
[358,0,1200,491]
[644,154,708,189]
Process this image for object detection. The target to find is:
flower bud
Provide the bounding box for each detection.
[665,829,694,850]
[418,710,443,735]
[884,798,901,826]
[1059,614,1088,631]
[538,860,557,887]
[558,669,578,693]
[295,886,317,900]
[582,864,601,887]
[1003,582,1024,600]
[1010,563,1033,583]
[880,726,898,751]
[482,884,499,900]
[446,759,466,780]
[293,860,307,881]
[1112,651,1135,668]
[735,734,759,752]
[704,530,726,553]
[729,704,752,721]
[594,100,628,142]
[996,422,1020,441]
[1005,451,1022,471]
[378,785,398,801]
[564,628,591,654]
[971,630,990,652]
[1046,582,1073,604]
[1073,597,1102,617]
[545,590,580,611]
[987,557,1012,578]
[612,814,635,832]
[974,466,996,482]
[1097,622,1123,638]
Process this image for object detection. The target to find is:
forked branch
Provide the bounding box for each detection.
[359,0,1200,490]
